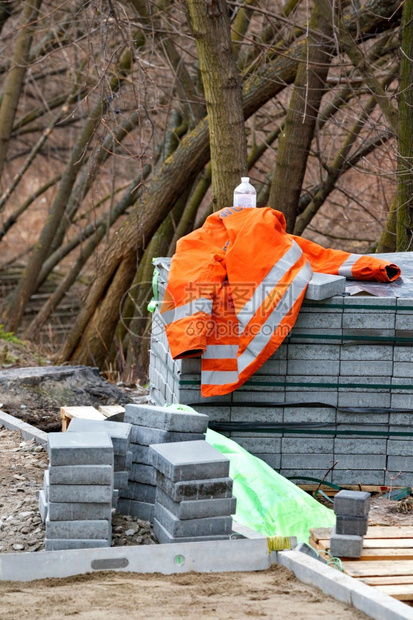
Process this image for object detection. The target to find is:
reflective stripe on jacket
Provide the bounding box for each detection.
[161,207,401,397]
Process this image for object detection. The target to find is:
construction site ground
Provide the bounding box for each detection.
[0,345,411,617]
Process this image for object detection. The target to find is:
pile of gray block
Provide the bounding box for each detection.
[118,404,209,522]
[66,418,132,510]
[40,432,114,551]
[148,256,413,487]
[329,490,371,558]
[150,440,237,543]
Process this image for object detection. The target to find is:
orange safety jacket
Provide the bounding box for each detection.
[160,207,400,397]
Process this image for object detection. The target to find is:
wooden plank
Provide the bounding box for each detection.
[361,576,413,586]
[374,584,413,601]
[299,484,394,494]
[317,538,413,550]
[311,526,413,543]
[60,406,105,421]
[98,405,125,417]
[60,406,105,430]
[343,560,413,578]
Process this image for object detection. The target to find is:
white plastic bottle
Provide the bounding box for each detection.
[233,177,256,208]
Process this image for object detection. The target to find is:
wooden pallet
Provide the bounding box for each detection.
[310,526,413,602]
[60,405,125,431]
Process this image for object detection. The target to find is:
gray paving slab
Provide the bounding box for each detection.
[67,418,131,454]
[45,539,110,551]
[113,471,129,489]
[0,409,47,446]
[48,501,112,521]
[155,502,232,537]
[130,425,205,446]
[48,482,113,504]
[116,499,154,521]
[149,441,230,482]
[124,404,209,433]
[48,464,113,486]
[112,489,119,509]
[46,517,111,539]
[155,487,236,520]
[335,515,368,536]
[329,526,363,558]
[153,519,231,545]
[130,444,151,465]
[304,273,346,300]
[47,432,114,466]
[114,451,133,470]
[156,472,233,502]
[119,481,156,503]
[334,490,371,517]
[129,463,157,485]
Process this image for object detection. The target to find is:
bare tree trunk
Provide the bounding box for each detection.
[268,3,333,232]
[186,0,247,210]
[396,0,413,251]
[0,0,42,182]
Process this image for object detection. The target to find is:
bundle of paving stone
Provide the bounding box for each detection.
[148,254,413,487]
[39,432,114,551]
[118,404,209,522]
[66,418,132,510]
[329,490,371,558]
[149,440,236,543]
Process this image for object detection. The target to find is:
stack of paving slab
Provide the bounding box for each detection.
[149,440,237,543]
[149,254,413,486]
[330,490,371,558]
[118,404,209,522]
[66,418,132,510]
[40,432,114,551]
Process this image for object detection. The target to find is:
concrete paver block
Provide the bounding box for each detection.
[48,483,113,504]
[46,517,111,539]
[49,464,113,486]
[113,471,129,490]
[329,526,363,558]
[155,487,236,520]
[154,501,232,537]
[116,498,154,521]
[47,432,114,466]
[149,440,230,482]
[45,539,110,551]
[304,273,346,300]
[125,404,209,433]
[335,515,368,536]
[119,481,156,503]
[67,419,131,454]
[130,425,204,446]
[129,463,157,485]
[153,518,231,545]
[48,501,112,522]
[334,490,371,517]
[156,472,233,502]
[130,444,151,465]
[114,451,133,470]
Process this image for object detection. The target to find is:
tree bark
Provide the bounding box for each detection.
[0,0,42,183]
[186,0,247,210]
[268,3,333,232]
[396,0,413,251]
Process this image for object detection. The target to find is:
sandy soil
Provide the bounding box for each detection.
[0,566,369,620]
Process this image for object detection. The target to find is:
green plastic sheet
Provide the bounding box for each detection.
[206,428,335,543]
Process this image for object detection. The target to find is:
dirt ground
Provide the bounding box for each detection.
[0,566,370,620]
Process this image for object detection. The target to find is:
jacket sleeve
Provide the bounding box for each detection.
[290,235,401,282]
[161,226,227,359]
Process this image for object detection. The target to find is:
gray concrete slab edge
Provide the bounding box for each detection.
[0,409,47,446]
[276,550,413,620]
[0,538,270,581]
